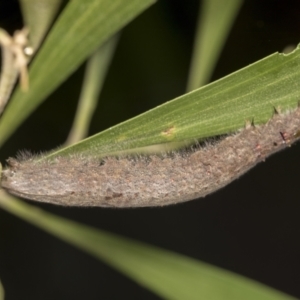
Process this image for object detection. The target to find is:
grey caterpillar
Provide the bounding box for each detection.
[1,107,300,208]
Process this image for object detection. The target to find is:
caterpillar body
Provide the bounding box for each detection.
[1,107,300,207]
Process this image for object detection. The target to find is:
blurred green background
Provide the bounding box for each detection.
[0,0,300,299]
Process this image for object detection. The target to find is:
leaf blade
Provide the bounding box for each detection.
[0,0,156,147]
[0,194,296,300]
[47,46,300,158]
[187,0,243,90]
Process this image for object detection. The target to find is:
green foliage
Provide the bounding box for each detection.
[0,0,298,299]
[0,0,155,146]
[0,194,296,300]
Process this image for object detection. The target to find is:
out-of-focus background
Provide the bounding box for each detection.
[0,0,300,299]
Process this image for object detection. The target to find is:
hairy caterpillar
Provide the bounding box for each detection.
[1,107,300,208]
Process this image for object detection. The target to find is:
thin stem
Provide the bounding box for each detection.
[0,28,31,114]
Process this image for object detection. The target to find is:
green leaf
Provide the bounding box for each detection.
[65,36,119,145]
[0,0,156,147]
[187,0,243,90]
[0,279,4,300]
[19,0,63,50]
[47,46,300,159]
[0,194,296,300]
[0,2,298,299]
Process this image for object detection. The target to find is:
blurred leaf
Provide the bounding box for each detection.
[0,193,296,300]
[187,0,243,90]
[47,46,300,159]
[19,0,63,50]
[0,0,62,114]
[0,0,156,147]
[65,35,119,145]
[0,279,4,300]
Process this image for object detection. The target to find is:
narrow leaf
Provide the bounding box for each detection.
[0,194,295,300]
[0,0,156,147]
[187,0,243,90]
[19,0,63,50]
[47,46,300,158]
